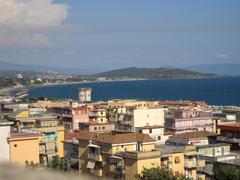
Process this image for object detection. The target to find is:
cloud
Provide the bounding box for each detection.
[214,54,229,59]
[181,54,192,59]
[0,0,69,47]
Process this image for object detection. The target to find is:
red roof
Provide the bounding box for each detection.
[218,123,240,132]
[64,130,89,140]
[79,132,156,144]
[140,125,164,129]
[8,133,41,140]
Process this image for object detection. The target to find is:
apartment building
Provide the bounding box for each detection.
[88,107,108,124]
[20,117,64,164]
[108,99,159,109]
[49,105,91,131]
[167,131,236,179]
[110,106,165,143]
[8,133,41,166]
[165,109,213,134]
[64,132,160,180]
[0,118,13,162]
[167,131,219,146]
[217,122,240,150]
[79,122,115,132]
[156,145,205,180]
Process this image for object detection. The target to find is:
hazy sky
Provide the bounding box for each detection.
[0,0,240,72]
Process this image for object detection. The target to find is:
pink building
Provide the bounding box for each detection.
[165,110,213,134]
[49,106,91,130]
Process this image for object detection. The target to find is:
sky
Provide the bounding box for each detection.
[0,0,240,72]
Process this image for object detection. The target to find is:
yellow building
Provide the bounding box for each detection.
[108,99,159,109]
[8,133,41,166]
[76,132,158,180]
[64,131,205,180]
[158,145,205,180]
[20,117,65,164]
[31,100,70,109]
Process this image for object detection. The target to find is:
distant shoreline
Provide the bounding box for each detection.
[0,78,147,98]
[1,76,220,98]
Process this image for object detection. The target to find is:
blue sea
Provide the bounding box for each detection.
[27,77,240,106]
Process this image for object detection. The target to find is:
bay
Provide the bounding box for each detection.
[27,77,240,106]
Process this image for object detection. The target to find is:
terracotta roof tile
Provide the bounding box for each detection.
[79,132,155,144]
[64,130,90,140]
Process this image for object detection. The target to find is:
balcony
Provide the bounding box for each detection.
[109,164,125,174]
[217,136,240,144]
[90,169,103,177]
[184,161,197,168]
[87,144,102,161]
[109,156,125,174]
[87,153,102,162]
[197,173,205,180]
[198,160,205,167]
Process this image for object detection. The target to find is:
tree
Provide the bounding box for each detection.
[137,166,190,180]
[47,155,71,172]
[25,160,39,169]
[213,163,240,180]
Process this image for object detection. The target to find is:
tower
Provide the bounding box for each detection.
[78,88,92,102]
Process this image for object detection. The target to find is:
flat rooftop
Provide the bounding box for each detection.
[219,159,240,166]
[8,133,41,140]
[170,131,219,140]
[156,144,185,154]
[0,116,14,126]
[218,123,240,132]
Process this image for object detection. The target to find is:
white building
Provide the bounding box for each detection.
[17,73,23,79]
[115,107,165,144]
[0,119,13,162]
[78,88,92,102]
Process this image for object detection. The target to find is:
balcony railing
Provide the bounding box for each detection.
[184,161,197,168]
[87,153,102,162]
[217,136,240,144]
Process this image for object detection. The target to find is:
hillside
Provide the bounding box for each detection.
[95,67,216,79]
[183,63,240,76]
[0,61,94,75]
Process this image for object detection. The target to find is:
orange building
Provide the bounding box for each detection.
[8,133,41,166]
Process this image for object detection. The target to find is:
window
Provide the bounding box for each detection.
[149,129,152,133]
[14,144,17,147]
[139,130,142,133]
[175,156,180,164]
[102,126,105,130]
[175,171,180,176]
[94,127,97,131]
[158,136,161,140]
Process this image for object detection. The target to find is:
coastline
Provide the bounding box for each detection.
[1,76,219,99]
[1,78,147,98]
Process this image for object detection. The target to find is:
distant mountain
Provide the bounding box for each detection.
[0,61,94,75]
[183,63,240,76]
[95,67,216,79]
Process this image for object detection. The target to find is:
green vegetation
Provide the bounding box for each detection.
[213,164,240,180]
[95,67,216,80]
[137,166,190,180]
[47,156,71,172]
[25,161,39,169]
[26,156,71,172]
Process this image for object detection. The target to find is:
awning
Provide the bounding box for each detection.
[87,161,95,169]
[184,152,198,156]
[109,155,123,160]
[88,144,100,148]
[118,115,124,121]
